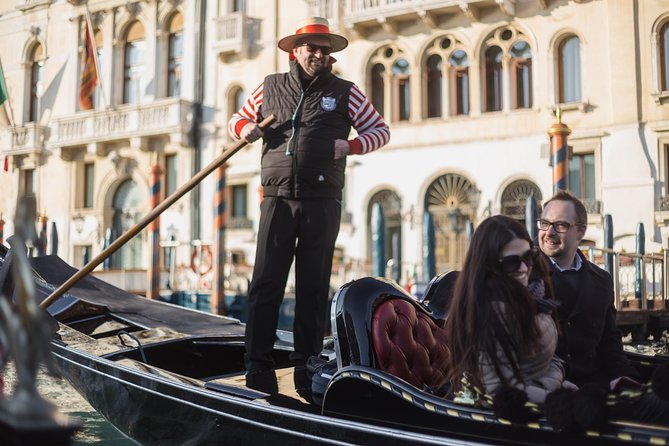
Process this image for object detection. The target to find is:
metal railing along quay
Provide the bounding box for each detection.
[582,246,668,311]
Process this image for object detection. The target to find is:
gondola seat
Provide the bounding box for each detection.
[331,277,449,391]
[371,297,449,390]
[323,278,669,446]
[418,270,459,320]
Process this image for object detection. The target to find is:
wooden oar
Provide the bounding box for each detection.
[39,115,275,310]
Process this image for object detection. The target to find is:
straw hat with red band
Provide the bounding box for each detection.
[278,17,348,53]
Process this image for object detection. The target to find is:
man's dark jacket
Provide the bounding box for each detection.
[258,60,353,200]
[545,250,640,385]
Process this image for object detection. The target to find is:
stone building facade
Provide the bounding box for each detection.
[1,0,668,292]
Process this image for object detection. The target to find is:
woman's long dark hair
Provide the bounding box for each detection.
[445,215,551,392]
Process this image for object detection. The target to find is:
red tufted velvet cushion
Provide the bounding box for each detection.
[371,298,450,390]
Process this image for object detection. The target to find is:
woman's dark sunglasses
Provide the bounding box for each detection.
[300,43,333,55]
[498,247,538,274]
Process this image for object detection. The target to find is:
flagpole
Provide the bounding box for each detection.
[0,58,16,128]
[83,9,107,109]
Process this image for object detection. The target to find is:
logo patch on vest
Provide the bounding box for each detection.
[321,97,336,111]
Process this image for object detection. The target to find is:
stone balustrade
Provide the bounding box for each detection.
[344,0,521,27]
[214,12,245,56]
[51,98,194,148]
[0,123,48,155]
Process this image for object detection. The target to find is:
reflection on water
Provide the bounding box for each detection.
[2,363,138,445]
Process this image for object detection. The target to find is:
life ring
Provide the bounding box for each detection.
[191,246,213,275]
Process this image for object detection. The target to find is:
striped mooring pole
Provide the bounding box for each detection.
[547,108,572,193]
[212,163,228,315]
[147,163,163,300]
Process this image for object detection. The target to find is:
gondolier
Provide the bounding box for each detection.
[228,17,390,379]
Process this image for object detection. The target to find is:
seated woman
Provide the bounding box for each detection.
[445,215,563,404]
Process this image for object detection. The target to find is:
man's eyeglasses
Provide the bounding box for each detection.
[536,219,580,233]
[499,247,537,274]
[299,43,333,55]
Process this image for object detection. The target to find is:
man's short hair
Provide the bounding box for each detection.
[543,190,587,225]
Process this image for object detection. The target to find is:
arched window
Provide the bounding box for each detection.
[367,190,402,281]
[111,179,144,269]
[424,173,478,272]
[167,13,184,97]
[449,50,469,116]
[123,21,146,104]
[660,22,669,91]
[484,46,503,112]
[558,35,581,103]
[228,85,245,119]
[480,27,533,113]
[510,41,532,109]
[368,45,411,122]
[422,36,469,119]
[370,63,385,118]
[500,180,542,225]
[392,58,411,121]
[425,54,442,118]
[29,44,44,123]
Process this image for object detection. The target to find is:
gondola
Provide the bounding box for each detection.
[1,242,668,446]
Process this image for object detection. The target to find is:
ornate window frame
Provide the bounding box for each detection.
[651,13,669,104]
[421,34,470,119]
[367,44,413,123]
[480,25,534,114]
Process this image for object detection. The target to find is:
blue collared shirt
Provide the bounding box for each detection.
[548,253,583,272]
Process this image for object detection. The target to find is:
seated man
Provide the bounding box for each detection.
[538,190,668,424]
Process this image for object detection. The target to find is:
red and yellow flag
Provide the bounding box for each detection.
[79,21,98,110]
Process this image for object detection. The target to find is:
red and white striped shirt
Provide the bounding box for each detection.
[228,83,390,155]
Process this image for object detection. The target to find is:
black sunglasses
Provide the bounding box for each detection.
[498,247,538,274]
[300,43,333,55]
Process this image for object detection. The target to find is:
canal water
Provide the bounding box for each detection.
[2,364,138,445]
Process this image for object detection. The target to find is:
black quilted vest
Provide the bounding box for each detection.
[258,60,353,200]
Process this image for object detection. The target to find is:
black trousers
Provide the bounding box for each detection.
[244,197,341,372]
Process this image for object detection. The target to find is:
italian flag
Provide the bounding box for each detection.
[0,63,12,127]
[0,62,12,171]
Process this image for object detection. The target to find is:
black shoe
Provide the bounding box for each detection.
[245,369,278,394]
[293,366,312,401]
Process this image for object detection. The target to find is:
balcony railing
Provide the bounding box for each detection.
[214,12,246,57]
[344,0,511,28]
[228,217,253,230]
[51,98,194,148]
[1,123,48,155]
